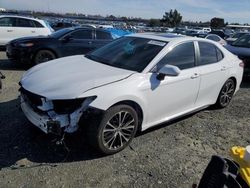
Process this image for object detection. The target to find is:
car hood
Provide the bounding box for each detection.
[20,55,134,99]
[9,36,51,44]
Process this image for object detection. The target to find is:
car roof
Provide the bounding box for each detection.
[129,33,212,43]
[0,15,43,22]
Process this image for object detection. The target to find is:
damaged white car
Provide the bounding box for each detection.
[20,34,243,154]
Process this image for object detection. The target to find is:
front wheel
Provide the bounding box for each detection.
[87,105,138,155]
[215,78,236,108]
[34,50,56,64]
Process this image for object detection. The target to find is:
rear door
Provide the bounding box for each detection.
[195,41,229,107]
[14,18,38,38]
[60,29,95,56]
[0,17,16,45]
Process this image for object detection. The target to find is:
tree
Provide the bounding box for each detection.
[162,9,182,27]
[210,17,224,29]
[148,19,161,27]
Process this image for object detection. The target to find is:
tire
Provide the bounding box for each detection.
[87,105,139,155]
[34,50,56,64]
[215,78,236,108]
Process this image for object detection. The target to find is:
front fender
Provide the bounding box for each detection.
[78,79,149,125]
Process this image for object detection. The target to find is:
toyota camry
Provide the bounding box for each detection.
[19,33,244,154]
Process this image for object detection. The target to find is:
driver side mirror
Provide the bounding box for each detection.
[156,64,181,81]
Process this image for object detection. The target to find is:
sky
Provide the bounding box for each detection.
[1,0,250,23]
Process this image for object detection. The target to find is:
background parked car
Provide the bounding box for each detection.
[226,32,248,44]
[51,22,79,31]
[225,34,250,77]
[209,30,227,39]
[0,15,54,49]
[6,27,130,64]
[205,34,227,46]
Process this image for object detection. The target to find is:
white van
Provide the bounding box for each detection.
[0,15,54,47]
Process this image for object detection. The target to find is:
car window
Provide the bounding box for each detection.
[70,29,93,39]
[16,18,36,27]
[216,48,224,61]
[96,30,112,39]
[232,35,250,48]
[86,36,166,72]
[199,42,222,65]
[157,42,195,70]
[207,35,220,42]
[33,21,44,28]
[0,17,16,27]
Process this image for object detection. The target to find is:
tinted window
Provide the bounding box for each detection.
[96,30,112,39]
[199,42,219,65]
[207,35,220,42]
[16,18,35,27]
[216,48,224,61]
[86,37,166,72]
[50,28,73,38]
[34,21,44,28]
[71,29,92,39]
[157,42,195,70]
[232,35,250,48]
[0,17,15,27]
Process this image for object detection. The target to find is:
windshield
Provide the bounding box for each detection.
[232,33,246,39]
[85,36,166,72]
[232,35,250,48]
[49,28,73,38]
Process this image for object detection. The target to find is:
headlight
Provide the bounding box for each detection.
[52,96,96,114]
[19,42,34,47]
[53,98,86,114]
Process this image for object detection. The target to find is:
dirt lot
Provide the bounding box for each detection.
[0,51,249,188]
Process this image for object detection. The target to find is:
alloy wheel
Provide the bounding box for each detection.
[102,111,136,151]
[219,80,235,107]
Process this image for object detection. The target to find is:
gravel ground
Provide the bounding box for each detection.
[0,52,249,188]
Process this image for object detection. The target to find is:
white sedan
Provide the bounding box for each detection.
[19,34,244,154]
[206,34,227,46]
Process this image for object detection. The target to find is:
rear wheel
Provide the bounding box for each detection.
[87,105,138,155]
[215,78,236,108]
[34,50,56,64]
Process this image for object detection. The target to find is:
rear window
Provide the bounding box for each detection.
[34,21,44,28]
[199,42,223,65]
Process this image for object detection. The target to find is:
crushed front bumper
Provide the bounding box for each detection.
[20,94,101,135]
[21,96,69,134]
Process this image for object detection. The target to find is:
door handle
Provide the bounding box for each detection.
[31,31,36,33]
[221,66,227,71]
[191,73,199,79]
[7,30,13,32]
[88,41,92,44]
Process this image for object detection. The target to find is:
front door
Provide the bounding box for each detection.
[60,29,95,56]
[141,42,201,127]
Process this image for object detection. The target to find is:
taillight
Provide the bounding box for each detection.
[239,61,244,68]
